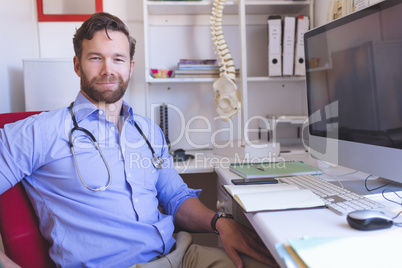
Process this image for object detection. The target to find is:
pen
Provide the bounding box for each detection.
[251,164,266,171]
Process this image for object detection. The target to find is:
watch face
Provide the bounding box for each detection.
[219,213,233,219]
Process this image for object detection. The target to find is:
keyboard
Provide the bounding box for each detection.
[277,174,384,215]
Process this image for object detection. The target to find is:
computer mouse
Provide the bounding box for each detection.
[347,210,393,231]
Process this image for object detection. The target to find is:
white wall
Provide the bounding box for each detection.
[315,0,333,27]
[0,0,331,115]
[0,0,146,115]
[0,0,39,113]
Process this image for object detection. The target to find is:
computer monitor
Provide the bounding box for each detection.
[304,0,402,184]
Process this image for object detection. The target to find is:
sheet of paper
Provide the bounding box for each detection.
[288,234,402,267]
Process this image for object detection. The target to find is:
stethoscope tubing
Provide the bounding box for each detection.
[68,102,164,191]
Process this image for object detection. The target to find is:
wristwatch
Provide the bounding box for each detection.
[211,212,234,234]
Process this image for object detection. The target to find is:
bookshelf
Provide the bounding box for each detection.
[143,0,314,150]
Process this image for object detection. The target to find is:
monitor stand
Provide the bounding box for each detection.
[330,177,402,196]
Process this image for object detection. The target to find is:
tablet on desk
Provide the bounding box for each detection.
[231,178,279,185]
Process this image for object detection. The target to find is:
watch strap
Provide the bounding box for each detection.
[211,212,234,234]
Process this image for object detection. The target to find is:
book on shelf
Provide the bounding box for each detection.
[224,183,325,212]
[229,161,321,179]
[178,59,219,69]
[174,68,239,78]
[174,69,221,75]
[174,74,221,78]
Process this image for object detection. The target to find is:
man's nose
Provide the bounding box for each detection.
[101,60,113,76]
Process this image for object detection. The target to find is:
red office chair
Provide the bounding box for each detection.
[0,111,56,268]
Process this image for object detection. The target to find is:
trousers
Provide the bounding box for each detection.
[130,232,270,268]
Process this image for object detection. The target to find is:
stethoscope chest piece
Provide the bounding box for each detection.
[152,154,164,170]
[134,122,164,170]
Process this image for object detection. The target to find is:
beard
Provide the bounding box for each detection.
[80,70,130,104]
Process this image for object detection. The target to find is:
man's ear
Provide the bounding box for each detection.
[73,56,81,77]
[129,60,135,77]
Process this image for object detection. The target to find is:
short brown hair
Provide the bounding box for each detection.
[73,12,136,61]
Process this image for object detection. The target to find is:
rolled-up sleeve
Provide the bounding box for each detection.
[157,168,201,218]
[0,116,43,195]
[151,127,201,218]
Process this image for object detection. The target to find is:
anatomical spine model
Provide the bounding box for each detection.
[211,0,241,120]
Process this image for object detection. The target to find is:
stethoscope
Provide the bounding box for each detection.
[68,102,164,192]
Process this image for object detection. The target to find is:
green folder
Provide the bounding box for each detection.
[229,161,321,179]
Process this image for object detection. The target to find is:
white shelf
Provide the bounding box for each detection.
[143,0,314,148]
[146,1,239,15]
[146,77,217,84]
[247,76,305,82]
[245,1,312,15]
[146,1,311,15]
[146,76,305,84]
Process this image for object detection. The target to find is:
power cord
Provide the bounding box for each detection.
[364,174,394,192]
[363,174,402,226]
[379,188,402,227]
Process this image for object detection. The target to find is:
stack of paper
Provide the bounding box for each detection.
[174,59,223,78]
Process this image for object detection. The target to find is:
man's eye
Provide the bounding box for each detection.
[115,58,124,62]
[90,57,101,60]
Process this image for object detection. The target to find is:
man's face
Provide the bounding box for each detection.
[73,30,134,104]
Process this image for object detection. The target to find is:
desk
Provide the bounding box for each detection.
[188,151,402,267]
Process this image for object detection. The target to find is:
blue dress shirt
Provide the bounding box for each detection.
[0,93,200,267]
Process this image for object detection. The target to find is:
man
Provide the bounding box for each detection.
[0,12,277,268]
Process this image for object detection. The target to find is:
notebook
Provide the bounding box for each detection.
[229,161,321,179]
[223,184,325,212]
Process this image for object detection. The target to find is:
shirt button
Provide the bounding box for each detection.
[134,198,139,203]
[127,173,132,177]
[99,110,104,115]
[161,230,165,234]
[110,126,115,131]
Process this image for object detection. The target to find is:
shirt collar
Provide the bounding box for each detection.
[71,92,135,124]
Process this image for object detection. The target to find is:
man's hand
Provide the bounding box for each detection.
[216,218,278,268]
[175,198,278,267]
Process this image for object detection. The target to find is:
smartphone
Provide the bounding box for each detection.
[231,178,279,185]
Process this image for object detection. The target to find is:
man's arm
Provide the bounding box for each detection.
[174,197,277,268]
[0,251,20,268]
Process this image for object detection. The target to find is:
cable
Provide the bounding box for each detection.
[381,190,402,206]
[392,210,402,224]
[380,189,402,227]
[334,170,358,178]
[365,174,394,192]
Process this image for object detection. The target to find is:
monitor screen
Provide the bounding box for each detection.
[304,0,402,182]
